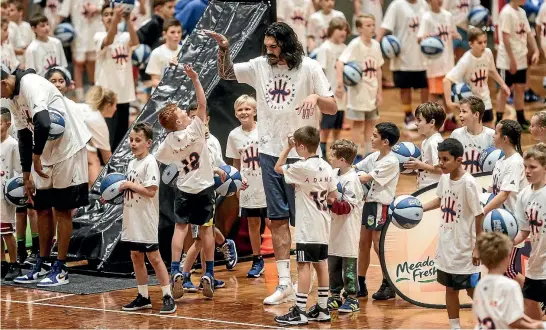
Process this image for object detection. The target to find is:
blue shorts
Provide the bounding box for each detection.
[453,26,470,50]
[259,153,296,225]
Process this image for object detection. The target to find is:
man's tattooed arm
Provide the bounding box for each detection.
[218,47,236,80]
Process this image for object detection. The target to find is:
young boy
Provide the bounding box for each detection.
[404,102,446,190]
[376,0,428,130]
[7,0,33,63]
[154,64,217,300]
[423,138,484,330]
[353,0,383,36]
[145,18,182,90]
[1,19,19,73]
[277,0,315,53]
[119,123,176,314]
[226,94,268,278]
[273,126,338,325]
[307,0,346,51]
[473,232,544,329]
[316,17,348,157]
[24,13,67,76]
[496,0,540,129]
[444,27,510,129]
[327,139,364,313]
[355,122,400,300]
[337,14,383,156]
[137,0,175,51]
[449,96,495,175]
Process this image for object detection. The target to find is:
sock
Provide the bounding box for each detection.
[402,104,412,115]
[75,88,84,101]
[161,284,172,297]
[31,235,39,254]
[252,255,263,263]
[358,276,366,290]
[496,112,504,122]
[276,260,291,286]
[318,287,328,309]
[137,284,149,298]
[516,109,527,123]
[205,261,214,276]
[16,239,25,257]
[170,261,180,275]
[320,142,327,157]
[448,318,461,330]
[295,292,308,310]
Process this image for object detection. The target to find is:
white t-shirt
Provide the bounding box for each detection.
[77,101,111,151]
[315,40,346,110]
[122,154,160,244]
[225,125,267,209]
[450,126,495,174]
[473,275,525,330]
[9,21,34,63]
[277,0,314,52]
[536,3,546,54]
[207,133,225,167]
[282,156,337,245]
[154,116,214,194]
[338,38,384,111]
[355,151,400,205]
[59,0,104,53]
[1,42,19,73]
[307,9,346,48]
[0,136,21,224]
[43,0,60,32]
[491,153,527,214]
[515,185,546,280]
[24,37,68,76]
[418,132,443,189]
[442,0,480,28]
[94,32,136,104]
[233,56,333,158]
[446,48,497,110]
[145,44,182,78]
[329,168,364,258]
[417,9,456,78]
[496,5,532,70]
[435,172,483,274]
[12,73,91,166]
[359,0,383,35]
[381,0,427,71]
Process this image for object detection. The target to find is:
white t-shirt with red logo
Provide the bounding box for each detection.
[307,9,346,48]
[418,132,443,189]
[24,37,68,76]
[536,3,546,54]
[277,0,315,52]
[417,9,456,78]
[315,40,346,111]
[442,0,480,29]
[491,153,527,214]
[496,5,532,70]
[450,126,495,174]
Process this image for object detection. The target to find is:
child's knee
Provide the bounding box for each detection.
[130,251,145,263]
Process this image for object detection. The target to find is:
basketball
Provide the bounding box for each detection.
[388,195,423,229]
[113,0,135,14]
[483,208,519,240]
[467,6,490,27]
[3,176,28,207]
[161,163,179,187]
[54,23,76,46]
[479,146,505,173]
[450,82,473,103]
[308,48,318,60]
[521,0,541,23]
[214,165,243,197]
[336,182,343,200]
[479,192,496,208]
[132,44,152,69]
[343,61,362,87]
[420,37,444,58]
[392,142,422,174]
[100,172,127,205]
[380,35,401,59]
[48,109,65,140]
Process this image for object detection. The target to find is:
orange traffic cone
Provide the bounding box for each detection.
[261,225,274,255]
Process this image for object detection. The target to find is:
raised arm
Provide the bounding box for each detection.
[183,64,207,122]
[203,30,236,80]
[102,7,123,49]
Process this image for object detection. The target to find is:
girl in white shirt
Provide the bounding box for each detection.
[530,111,546,144]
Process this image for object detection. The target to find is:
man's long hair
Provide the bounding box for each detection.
[262,22,304,70]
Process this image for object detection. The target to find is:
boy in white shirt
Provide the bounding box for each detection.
[274,126,338,325]
[337,14,383,156]
[307,0,346,51]
[145,18,182,89]
[24,14,67,76]
[277,0,315,53]
[444,27,510,129]
[450,96,495,175]
[404,102,445,190]
[473,232,544,329]
[355,122,400,300]
[354,0,383,36]
[1,19,19,73]
[7,0,33,63]
[442,0,480,61]
[423,138,484,330]
[119,123,176,314]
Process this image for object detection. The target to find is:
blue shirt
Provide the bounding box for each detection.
[175,0,207,36]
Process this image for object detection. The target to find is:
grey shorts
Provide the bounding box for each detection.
[259,153,297,225]
[345,108,379,121]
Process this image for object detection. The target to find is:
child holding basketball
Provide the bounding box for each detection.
[119,123,176,314]
[145,18,183,90]
[355,122,400,300]
[24,13,67,76]
[530,111,546,143]
[423,138,484,330]
[273,126,338,325]
[307,0,346,51]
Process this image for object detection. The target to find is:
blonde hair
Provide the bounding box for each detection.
[524,142,546,166]
[532,110,546,128]
[355,13,375,29]
[234,94,257,111]
[85,86,116,113]
[477,232,512,269]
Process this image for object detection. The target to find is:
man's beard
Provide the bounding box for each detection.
[266,54,280,66]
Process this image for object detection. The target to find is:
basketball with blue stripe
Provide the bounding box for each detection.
[100,173,127,205]
[479,147,505,172]
[4,176,28,207]
[389,195,423,229]
[54,23,76,46]
[392,142,422,174]
[451,82,473,103]
[214,165,243,197]
[343,61,362,87]
[132,44,152,69]
[483,208,519,240]
[48,109,65,140]
[420,37,444,58]
[380,35,401,59]
[468,6,489,27]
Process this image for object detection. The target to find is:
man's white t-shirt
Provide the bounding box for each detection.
[24,37,68,76]
[536,3,546,54]
[442,0,480,29]
[450,126,495,174]
[496,5,532,71]
[1,42,19,73]
[59,0,104,53]
[225,125,267,209]
[0,136,20,223]
[233,56,333,158]
[122,154,160,244]
[307,9,346,48]
[417,9,456,78]
[418,132,443,189]
[146,44,182,78]
[76,101,111,151]
[491,153,527,213]
[435,172,483,274]
[355,151,400,205]
[277,0,315,52]
[315,39,346,110]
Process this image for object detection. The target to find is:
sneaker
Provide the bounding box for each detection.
[1,261,8,279]
[327,296,342,311]
[338,297,360,313]
[160,294,177,314]
[122,293,152,311]
[218,239,238,270]
[182,274,198,293]
[5,263,22,281]
[307,303,331,322]
[25,253,38,266]
[37,261,68,287]
[200,273,214,299]
[198,278,225,289]
[442,116,459,132]
[357,281,368,298]
[525,89,542,103]
[274,305,308,326]
[13,258,48,284]
[404,113,418,130]
[171,272,184,299]
[372,280,396,300]
[247,258,265,278]
[263,284,295,305]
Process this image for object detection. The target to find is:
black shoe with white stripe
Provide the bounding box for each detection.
[274,305,308,325]
[122,294,152,311]
[307,303,330,322]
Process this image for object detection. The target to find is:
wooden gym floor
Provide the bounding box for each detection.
[2,63,545,329]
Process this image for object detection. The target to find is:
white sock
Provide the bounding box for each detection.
[448,318,461,330]
[137,284,148,298]
[318,287,328,309]
[75,88,84,102]
[295,292,308,310]
[276,259,291,286]
[161,284,172,297]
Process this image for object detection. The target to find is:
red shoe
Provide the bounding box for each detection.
[442,117,459,132]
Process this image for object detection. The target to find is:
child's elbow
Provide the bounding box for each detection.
[274,166,283,174]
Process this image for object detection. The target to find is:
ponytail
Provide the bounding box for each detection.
[85,86,116,113]
[499,119,523,155]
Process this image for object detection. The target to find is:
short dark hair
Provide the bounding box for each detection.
[153,0,174,9]
[330,139,358,164]
[468,26,486,43]
[163,18,181,32]
[415,102,446,130]
[185,102,210,116]
[438,138,464,158]
[132,122,153,140]
[294,126,320,153]
[460,96,486,121]
[375,122,400,147]
[326,17,349,38]
[29,13,48,28]
[101,2,111,13]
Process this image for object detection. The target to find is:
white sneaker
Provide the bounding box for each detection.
[263,284,295,305]
[37,268,69,287]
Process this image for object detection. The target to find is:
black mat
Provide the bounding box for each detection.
[1,273,159,295]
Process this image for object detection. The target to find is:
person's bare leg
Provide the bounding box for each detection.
[171,223,188,264]
[54,209,73,260]
[352,120,365,152]
[248,217,262,256]
[4,234,16,263]
[358,228,372,277]
[37,209,54,258]
[73,61,85,101]
[147,250,170,289]
[524,298,543,320]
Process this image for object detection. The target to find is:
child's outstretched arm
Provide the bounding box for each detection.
[423,197,441,212]
[275,135,295,174]
[184,64,207,122]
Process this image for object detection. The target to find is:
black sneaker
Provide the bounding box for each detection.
[372,280,396,300]
[357,282,368,298]
[307,303,331,322]
[5,263,22,281]
[327,296,342,310]
[122,294,152,311]
[25,253,38,266]
[160,295,177,314]
[274,305,308,325]
[16,244,27,265]
[1,261,9,279]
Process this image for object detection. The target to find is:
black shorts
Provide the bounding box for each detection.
[174,185,215,226]
[522,277,546,303]
[498,69,527,87]
[241,207,267,219]
[320,111,344,130]
[483,109,493,123]
[123,241,159,253]
[437,269,480,290]
[362,202,389,231]
[34,183,89,211]
[295,243,328,263]
[16,204,34,213]
[393,71,428,89]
